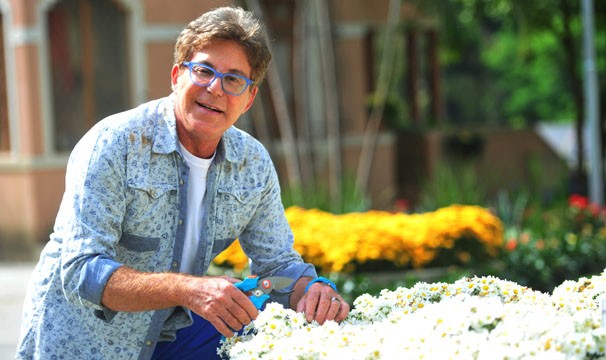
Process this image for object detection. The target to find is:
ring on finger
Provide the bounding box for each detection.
[330,296,340,303]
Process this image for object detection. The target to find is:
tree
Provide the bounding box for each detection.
[412,0,605,191]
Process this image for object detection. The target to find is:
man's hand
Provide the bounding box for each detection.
[295,281,350,324]
[183,276,259,337]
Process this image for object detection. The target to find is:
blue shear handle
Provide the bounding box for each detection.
[249,294,270,309]
[234,277,270,309]
[234,277,259,292]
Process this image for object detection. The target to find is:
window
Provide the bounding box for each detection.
[0,13,9,151]
[48,0,130,152]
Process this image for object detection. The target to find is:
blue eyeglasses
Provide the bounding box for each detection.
[181,61,254,96]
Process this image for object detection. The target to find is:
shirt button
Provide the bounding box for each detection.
[145,340,153,347]
[179,179,184,186]
[178,219,183,225]
[172,261,179,269]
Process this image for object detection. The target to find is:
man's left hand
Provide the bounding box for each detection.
[295,282,350,324]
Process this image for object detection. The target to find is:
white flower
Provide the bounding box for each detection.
[219,271,606,359]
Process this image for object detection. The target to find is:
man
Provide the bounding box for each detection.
[17,6,349,360]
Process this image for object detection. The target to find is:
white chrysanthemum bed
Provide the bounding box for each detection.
[219,270,606,359]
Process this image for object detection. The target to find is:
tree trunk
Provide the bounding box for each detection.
[559,0,585,181]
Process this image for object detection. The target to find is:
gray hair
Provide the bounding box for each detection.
[174,6,272,86]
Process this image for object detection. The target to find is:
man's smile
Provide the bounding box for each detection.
[197,101,224,113]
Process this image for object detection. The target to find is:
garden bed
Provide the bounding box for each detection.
[219,271,606,359]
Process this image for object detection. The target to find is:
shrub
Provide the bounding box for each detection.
[497,194,606,292]
[213,205,504,273]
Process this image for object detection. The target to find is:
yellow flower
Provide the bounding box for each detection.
[213,205,504,273]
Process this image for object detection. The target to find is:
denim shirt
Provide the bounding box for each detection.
[17,95,316,360]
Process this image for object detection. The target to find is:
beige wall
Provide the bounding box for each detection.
[146,43,174,99]
[8,0,36,26]
[144,0,231,23]
[15,44,43,155]
[0,167,64,258]
[335,38,368,135]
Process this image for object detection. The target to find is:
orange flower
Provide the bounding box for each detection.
[506,239,517,251]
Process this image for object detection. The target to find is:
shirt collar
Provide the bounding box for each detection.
[152,94,245,165]
[152,94,180,155]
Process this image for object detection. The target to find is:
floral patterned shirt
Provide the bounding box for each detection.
[16,95,316,360]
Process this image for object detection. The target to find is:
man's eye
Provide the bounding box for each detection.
[225,75,244,85]
[194,66,214,77]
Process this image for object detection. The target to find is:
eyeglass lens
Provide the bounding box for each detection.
[187,63,250,95]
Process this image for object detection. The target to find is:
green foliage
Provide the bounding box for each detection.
[281,174,369,214]
[367,92,409,130]
[327,193,606,299]
[493,194,606,293]
[417,160,486,211]
[481,30,574,124]
[407,0,606,128]
[493,189,530,230]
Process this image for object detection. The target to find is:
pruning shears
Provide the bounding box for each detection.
[234,275,294,309]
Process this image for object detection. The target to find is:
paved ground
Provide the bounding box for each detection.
[0,263,34,360]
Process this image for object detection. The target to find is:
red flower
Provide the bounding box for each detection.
[506,239,517,251]
[568,194,588,209]
[393,198,410,213]
[588,203,601,216]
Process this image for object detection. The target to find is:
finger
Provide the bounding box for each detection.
[296,295,307,313]
[335,300,351,322]
[209,314,235,338]
[229,297,258,324]
[304,291,321,323]
[324,296,341,321]
[221,308,248,333]
[230,290,259,321]
[222,276,241,284]
[303,292,318,322]
[310,294,334,325]
[316,295,342,324]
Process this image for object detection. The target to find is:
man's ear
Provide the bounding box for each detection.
[170,64,181,92]
[243,86,258,113]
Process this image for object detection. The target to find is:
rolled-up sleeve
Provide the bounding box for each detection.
[56,121,127,312]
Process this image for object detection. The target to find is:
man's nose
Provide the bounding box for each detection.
[207,76,224,95]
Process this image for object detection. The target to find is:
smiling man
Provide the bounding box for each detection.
[17,6,348,360]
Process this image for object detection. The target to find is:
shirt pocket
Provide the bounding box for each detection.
[125,180,178,236]
[214,186,264,238]
[118,232,160,252]
[116,233,161,271]
[128,181,177,200]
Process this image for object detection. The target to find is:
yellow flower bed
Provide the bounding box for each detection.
[213,205,504,273]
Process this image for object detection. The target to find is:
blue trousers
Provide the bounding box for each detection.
[151,312,222,360]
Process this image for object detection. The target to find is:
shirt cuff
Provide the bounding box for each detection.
[78,255,122,320]
[268,262,317,308]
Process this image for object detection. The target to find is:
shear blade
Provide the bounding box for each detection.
[259,276,293,294]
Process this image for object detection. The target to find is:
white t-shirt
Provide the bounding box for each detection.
[178,142,214,273]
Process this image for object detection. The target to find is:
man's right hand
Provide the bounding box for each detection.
[183,275,259,337]
[101,268,258,338]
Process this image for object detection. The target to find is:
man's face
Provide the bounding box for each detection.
[171,40,257,157]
